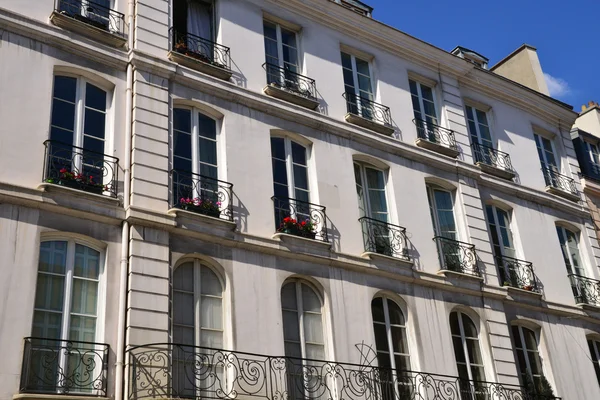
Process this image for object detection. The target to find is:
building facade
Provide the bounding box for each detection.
[1,1,600,399]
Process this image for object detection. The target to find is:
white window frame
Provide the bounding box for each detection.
[427,185,457,239]
[354,162,389,222]
[588,337,600,386]
[486,205,516,258]
[533,133,559,170]
[410,79,439,125]
[272,136,310,202]
[373,296,410,370]
[585,140,600,166]
[465,105,493,148]
[450,311,485,383]
[263,20,299,71]
[556,226,586,277]
[513,325,544,385]
[342,52,374,116]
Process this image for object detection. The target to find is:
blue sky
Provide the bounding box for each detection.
[367,0,598,110]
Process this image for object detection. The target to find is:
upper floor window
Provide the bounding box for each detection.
[534,133,558,170]
[59,0,112,31]
[281,280,325,360]
[585,141,600,169]
[427,185,456,240]
[271,137,309,203]
[263,21,298,74]
[342,52,374,119]
[588,337,600,386]
[465,105,492,149]
[556,226,585,277]
[450,311,485,383]
[409,79,437,126]
[371,297,410,371]
[173,107,218,179]
[173,0,213,41]
[354,163,388,222]
[512,325,544,391]
[486,205,516,260]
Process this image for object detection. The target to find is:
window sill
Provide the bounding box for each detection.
[168,207,237,231]
[437,269,483,281]
[544,186,580,202]
[49,11,126,48]
[415,138,459,158]
[263,84,320,110]
[476,162,515,180]
[344,113,395,136]
[504,285,543,299]
[14,394,109,400]
[38,182,120,206]
[578,303,600,313]
[361,251,413,268]
[272,232,332,250]
[168,51,232,81]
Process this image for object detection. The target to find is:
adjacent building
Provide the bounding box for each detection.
[1,1,599,399]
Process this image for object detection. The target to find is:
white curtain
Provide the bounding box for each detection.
[187,0,212,40]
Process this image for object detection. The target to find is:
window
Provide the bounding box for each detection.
[281,280,325,360]
[585,141,600,174]
[410,79,438,127]
[534,133,558,170]
[173,0,213,41]
[59,0,112,31]
[342,52,373,119]
[371,297,410,371]
[427,186,457,240]
[49,75,108,183]
[263,20,299,90]
[466,105,493,152]
[486,205,516,260]
[512,325,544,390]
[556,226,585,277]
[172,261,224,396]
[450,312,485,383]
[354,163,388,222]
[588,338,600,386]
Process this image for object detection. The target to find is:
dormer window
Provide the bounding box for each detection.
[331,0,373,17]
[451,46,489,70]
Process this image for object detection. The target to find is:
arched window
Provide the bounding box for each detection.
[587,337,600,386]
[512,325,543,390]
[450,311,485,383]
[281,280,324,360]
[371,297,410,371]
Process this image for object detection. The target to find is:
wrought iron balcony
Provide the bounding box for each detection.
[43,140,119,198]
[170,169,234,221]
[263,63,317,100]
[127,344,560,400]
[569,274,600,306]
[343,92,394,135]
[433,236,479,276]
[20,337,108,396]
[497,255,539,292]
[272,196,328,242]
[541,166,579,200]
[359,217,409,259]
[413,118,459,158]
[471,142,515,180]
[169,28,232,80]
[53,0,125,37]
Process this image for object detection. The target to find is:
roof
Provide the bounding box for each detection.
[451,46,489,63]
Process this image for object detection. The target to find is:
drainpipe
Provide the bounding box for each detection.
[115,1,135,399]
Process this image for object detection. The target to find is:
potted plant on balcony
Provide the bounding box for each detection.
[179,197,221,218]
[300,219,316,240]
[278,217,301,236]
[522,285,534,292]
[46,168,107,194]
[174,39,188,54]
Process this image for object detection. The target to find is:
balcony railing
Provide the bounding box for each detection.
[20,337,108,396]
[413,118,457,150]
[359,217,409,259]
[497,255,539,292]
[472,142,515,173]
[43,140,119,198]
[170,169,234,221]
[171,28,232,71]
[433,236,479,276]
[272,196,328,242]
[541,166,578,196]
[263,63,317,100]
[343,92,392,126]
[569,274,600,306]
[127,344,560,400]
[55,0,125,36]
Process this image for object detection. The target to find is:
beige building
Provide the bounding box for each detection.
[1,1,600,400]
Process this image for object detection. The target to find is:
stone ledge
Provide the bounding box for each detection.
[38,182,120,206]
[168,208,236,230]
[344,113,395,136]
[545,186,580,202]
[272,232,332,251]
[361,251,413,267]
[263,84,320,110]
[415,138,459,158]
[50,11,126,48]
[168,51,232,81]
[476,162,515,180]
[505,286,544,303]
[437,269,483,281]
[14,394,109,400]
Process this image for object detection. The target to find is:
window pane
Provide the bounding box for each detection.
[69,315,96,342]
[39,241,68,274]
[466,338,483,364]
[53,76,77,102]
[272,159,288,185]
[174,108,191,133]
[199,329,222,348]
[301,284,321,312]
[303,313,324,344]
[200,296,222,330]
[271,137,286,160]
[51,99,76,132]
[173,325,194,346]
[512,325,523,349]
[371,298,385,323]
[355,58,369,76]
[452,336,466,363]
[34,274,65,311]
[391,326,408,354]
[305,343,325,360]
[449,312,460,335]
[281,283,297,310]
[284,342,302,358]
[373,323,388,351]
[173,291,194,326]
[199,137,217,166]
[366,168,385,190]
[387,301,405,325]
[74,245,100,279]
[282,310,300,341]
[281,28,296,48]
[174,263,194,292]
[263,21,277,40]
[70,279,98,315]
[198,114,216,140]
[341,52,352,70]
[461,314,477,338]
[522,328,538,351]
[32,311,62,340]
[293,165,309,191]
[200,267,222,296]
[85,83,106,111]
[291,142,306,165]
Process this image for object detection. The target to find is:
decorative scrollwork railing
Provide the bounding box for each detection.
[170,169,234,221]
[433,236,479,276]
[569,274,600,306]
[413,118,458,151]
[43,140,119,198]
[343,92,392,127]
[263,63,317,100]
[272,196,328,242]
[359,217,409,260]
[497,255,539,292]
[472,142,514,173]
[541,166,578,196]
[55,0,125,36]
[127,344,561,400]
[171,28,231,71]
[20,337,108,396]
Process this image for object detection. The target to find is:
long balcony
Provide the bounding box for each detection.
[569,274,600,306]
[343,92,394,135]
[471,142,516,180]
[433,236,479,276]
[168,28,232,80]
[262,63,319,110]
[541,166,579,202]
[170,169,234,221]
[42,140,119,198]
[359,217,409,260]
[20,337,108,396]
[50,0,126,47]
[127,344,560,400]
[413,118,459,158]
[272,196,328,242]
[497,255,539,292]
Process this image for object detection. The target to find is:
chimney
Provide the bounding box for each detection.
[490,44,549,96]
[582,101,600,112]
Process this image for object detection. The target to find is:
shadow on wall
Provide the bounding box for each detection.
[232,191,249,233]
[325,214,341,252]
[229,57,247,88]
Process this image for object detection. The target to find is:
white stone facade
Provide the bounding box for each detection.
[0,1,599,399]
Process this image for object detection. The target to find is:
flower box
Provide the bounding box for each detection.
[47,168,107,195]
[277,217,317,240]
[179,197,222,218]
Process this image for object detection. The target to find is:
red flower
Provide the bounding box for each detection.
[283,217,291,223]
[300,221,307,226]
[60,168,67,173]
